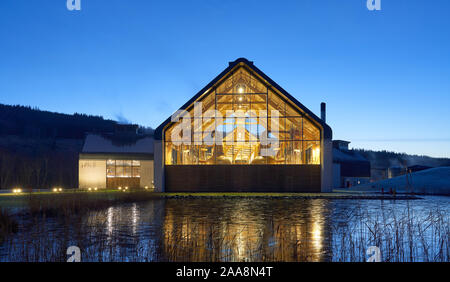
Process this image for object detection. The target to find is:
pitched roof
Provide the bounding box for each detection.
[81,133,154,154]
[154,58,332,140]
[333,148,369,164]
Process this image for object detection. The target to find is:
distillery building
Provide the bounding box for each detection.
[79,124,154,190]
[332,140,371,188]
[153,58,333,192]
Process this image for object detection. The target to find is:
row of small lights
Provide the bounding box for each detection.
[13,187,63,193]
[11,185,153,193]
[118,186,150,191]
[118,186,128,191]
[12,188,22,193]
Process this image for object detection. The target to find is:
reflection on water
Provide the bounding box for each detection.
[1,196,449,262]
[161,199,331,261]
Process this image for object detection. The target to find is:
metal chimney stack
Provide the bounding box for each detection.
[320,102,326,123]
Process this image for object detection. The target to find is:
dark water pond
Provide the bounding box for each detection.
[1,196,449,262]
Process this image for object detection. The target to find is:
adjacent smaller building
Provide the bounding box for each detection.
[79,124,154,190]
[332,140,371,188]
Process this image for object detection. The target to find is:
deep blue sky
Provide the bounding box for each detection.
[1,0,449,157]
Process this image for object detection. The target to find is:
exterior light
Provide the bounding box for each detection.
[59,188,62,192]
[53,188,58,192]
[94,187,98,191]
[13,188,22,193]
[238,96,243,102]
[125,186,128,190]
[118,186,122,190]
[88,187,92,191]
[144,186,148,189]
[238,86,244,93]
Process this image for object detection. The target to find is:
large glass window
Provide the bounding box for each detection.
[164,67,321,165]
[106,160,141,177]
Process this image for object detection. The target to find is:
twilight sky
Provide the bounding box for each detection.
[0,0,449,157]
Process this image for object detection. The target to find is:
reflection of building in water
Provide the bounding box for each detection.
[89,200,165,247]
[161,199,331,262]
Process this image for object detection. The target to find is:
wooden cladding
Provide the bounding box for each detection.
[165,165,321,192]
[106,177,140,189]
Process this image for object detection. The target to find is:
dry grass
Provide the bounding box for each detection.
[24,191,159,217]
[0,209,18,242]
[0,197,448,262]
[330,204,449,262]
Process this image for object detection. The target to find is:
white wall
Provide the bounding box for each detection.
[321,138,333,192]
[79,159,106,189]
[140,160,154,189]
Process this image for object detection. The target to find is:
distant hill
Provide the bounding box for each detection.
[0,103,117,139]
[354,149,450,181]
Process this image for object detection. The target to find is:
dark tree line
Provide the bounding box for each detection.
[0,104,117,139]
[354,149,450,169]
[0,147,79,190]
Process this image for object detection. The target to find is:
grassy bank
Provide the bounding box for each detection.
[158,192,420,200]
[0,190,160,210]
[0,190,421,209]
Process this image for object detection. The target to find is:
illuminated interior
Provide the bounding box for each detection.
[164,67,321,165]
[107,160,141,178]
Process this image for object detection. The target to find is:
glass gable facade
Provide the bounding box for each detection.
[164,67,321,165]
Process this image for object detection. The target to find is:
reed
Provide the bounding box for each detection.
[0,199,448,262]
[0,209,18,242]
[24,191,160,217]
